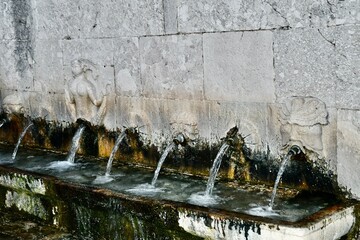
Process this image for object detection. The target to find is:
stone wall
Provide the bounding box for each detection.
[0,0,359,197]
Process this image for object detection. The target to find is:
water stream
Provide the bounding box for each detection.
[151,142,175,186]
[0,119,7,128]
[106,131,127,176]
[188,143,230,206]
[11,122,33,161]
[93,131,127,184]
[205,143,230,196]
[66,125,86,164]
[269,154,290,209]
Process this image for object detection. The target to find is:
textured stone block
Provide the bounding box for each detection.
[33,39,64,93]
[204,31,275,103]
[36,0,164,39]
[29,92,70,122]
[0,40,33,91]
[114,38,141,97]
[178,0,287,33]
[61,38,113,66]
[335,25,360,109]
[164,0,178,34]
[337,109,360,199]
[0,0,15,40]
[209,101,268,153]
[35,1,82,40]
[328,0,360,26]
[140,35,203,100]
[274,28,336,107]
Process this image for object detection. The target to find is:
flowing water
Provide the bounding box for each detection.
[269,154,291,209]
[105,131,127,176]
[188,143,230,206]
[205,143,230,196]
[151,142,175,186]
[0,146,337,222]
[66,125,86,164]
[0,119,6,128]
[11,122,33,161]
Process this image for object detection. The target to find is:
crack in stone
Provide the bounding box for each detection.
[263,0,290,27]
[317,29,336,47]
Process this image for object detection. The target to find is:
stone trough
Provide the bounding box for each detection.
[0,159,355,240]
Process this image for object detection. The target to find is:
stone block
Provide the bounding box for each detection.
[337,109,360,199]
[178,0,287,33]
[28,92,71,123]
[164,0,178,34]
[61,38,113,66]
[36,0,163,39]
[114,37,141,97]
[0,40,33,91]
[274,28,336,107]
[115,97,210,147]
[33,39,64,93]
[209,101,268,153]
[203,31,275,103]
[35,1,82,40]
[140,35,203,100]
[79,0,164,38]
[0,0,15,40]
[328,0,360,26]
[335,25,360,109]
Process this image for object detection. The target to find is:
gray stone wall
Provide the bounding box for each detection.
[0,0,359,197]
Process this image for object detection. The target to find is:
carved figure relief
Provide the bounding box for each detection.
[2,94,25,117]
[278,96,328,156]
[65,59,107,125]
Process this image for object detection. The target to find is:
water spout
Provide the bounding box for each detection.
[0,118,7,128]
[12,122,33,161]
[66,125,86,164]
[269,145,302,209]
[105,130,127,176]
[151,133,186,187]
[151,142,176,187]
[173,133,186,146]
[205,143,230,196]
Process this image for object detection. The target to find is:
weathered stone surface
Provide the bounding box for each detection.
[115,97,210,147]
[164,0,178,34]
[61,38,113,67]
[140,35,204,100]
[328,0,360,26]
[204,31,275,103]
[274,28,336,107]
[178,0,359,33]
[33,39,64,93]
[0,0,15,40]
[178,0,287,33]
[335,25,360,109]
[35,0,164,40]
[114,37,141,97]
[337,109,360,199]
[29,92,70,122]
[209,101,268,152]
[0,40,33,91]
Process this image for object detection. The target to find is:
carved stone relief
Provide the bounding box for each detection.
[278,96,328,157]
[65,59,108,125]
[2,94,25,118]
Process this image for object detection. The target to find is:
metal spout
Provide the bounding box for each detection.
[288,145,302,156]
[173,133,186,145]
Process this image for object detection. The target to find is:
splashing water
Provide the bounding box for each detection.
[105,131,127,176]
[12,122,33,161]
[269,154,291,209]
[205,143,230,196]
[151,142,175,187]
[66,125,86,164]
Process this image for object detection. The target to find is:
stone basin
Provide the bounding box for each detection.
[0,151,356,240]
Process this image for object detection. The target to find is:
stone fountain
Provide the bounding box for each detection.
[0,1,359,239]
